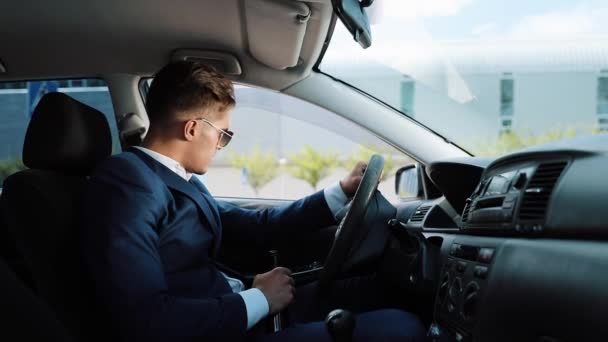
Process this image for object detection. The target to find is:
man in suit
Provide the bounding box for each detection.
[83,61,425,341]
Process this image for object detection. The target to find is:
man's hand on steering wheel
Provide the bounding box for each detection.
[340,161,367,197]
[319,155,385,291]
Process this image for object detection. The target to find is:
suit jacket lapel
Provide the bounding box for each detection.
[189,177,221,225]
[129,148,221,239]
[189,176,223,254]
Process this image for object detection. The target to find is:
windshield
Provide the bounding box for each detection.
[321,0,608,156]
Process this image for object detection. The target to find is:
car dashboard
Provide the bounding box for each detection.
[398,135,608,342]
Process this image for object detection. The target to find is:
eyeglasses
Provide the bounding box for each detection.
[194,118,234,148]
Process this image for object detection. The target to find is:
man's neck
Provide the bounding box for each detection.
[136,142,193,181]
[141,139,184,166]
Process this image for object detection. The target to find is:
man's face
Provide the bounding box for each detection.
[185,109,232,175]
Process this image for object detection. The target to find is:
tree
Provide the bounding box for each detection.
[288,145,338,191]
[345,145,398,182]
[228,146,278,196]
[0,159,26,185]
[472,125,594,157]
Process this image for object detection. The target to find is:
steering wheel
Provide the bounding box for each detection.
[318,154,384,292]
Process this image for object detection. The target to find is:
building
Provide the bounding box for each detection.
[325,37,608,151]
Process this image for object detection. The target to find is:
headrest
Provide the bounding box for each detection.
[23,92,112,175]
[117,112,146,147]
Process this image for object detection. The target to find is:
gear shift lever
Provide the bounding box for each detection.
[325,309,355,342]
[268,250,283,332]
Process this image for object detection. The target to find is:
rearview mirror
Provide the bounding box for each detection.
[332,0,373,48]
[395,163,423,200]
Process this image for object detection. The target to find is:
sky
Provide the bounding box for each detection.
[323,0,608,104]
[372,0,608,41]
[326,0,608,67]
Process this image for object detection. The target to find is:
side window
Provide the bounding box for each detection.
[202,85,413,202]
[0,79,120,186]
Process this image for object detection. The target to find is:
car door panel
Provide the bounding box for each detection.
[216,197,336,276]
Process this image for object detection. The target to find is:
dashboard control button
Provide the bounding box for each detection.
[478,248,495,263]
[463,282,480,320]
[474,266,489,279]
[450,243,460,256]
[447,278,462,313]
[449,278,462,299]
[456,261,467,273]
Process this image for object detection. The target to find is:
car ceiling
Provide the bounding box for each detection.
[0,0,334,90]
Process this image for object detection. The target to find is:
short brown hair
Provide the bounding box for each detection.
[146,61,235,127]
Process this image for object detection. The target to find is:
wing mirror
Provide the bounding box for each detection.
[395,163,424,201]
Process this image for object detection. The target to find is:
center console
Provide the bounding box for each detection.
[429,240,500,341]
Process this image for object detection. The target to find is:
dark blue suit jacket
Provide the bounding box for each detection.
[82,148,335,341]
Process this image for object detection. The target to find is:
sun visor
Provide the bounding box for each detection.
[245,0,311,70]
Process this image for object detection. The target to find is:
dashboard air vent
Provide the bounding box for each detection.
[519,161,568,221]
[410,205,432,223]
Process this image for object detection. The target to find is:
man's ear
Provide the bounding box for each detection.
[183,119,197,142]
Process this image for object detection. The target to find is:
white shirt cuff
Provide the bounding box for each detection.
[222,272,245,293]
[239,288,270,330]
[324,182,349,220]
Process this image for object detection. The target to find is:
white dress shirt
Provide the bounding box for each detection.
[133,146,349,329]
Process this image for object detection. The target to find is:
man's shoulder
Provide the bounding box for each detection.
[89,151,163,192]
[93,151,146,176]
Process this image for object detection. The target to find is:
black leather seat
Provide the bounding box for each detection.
[0,257,73,341]
[0,92,112,340]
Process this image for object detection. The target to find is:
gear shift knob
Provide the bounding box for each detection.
[325,309,355,342]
